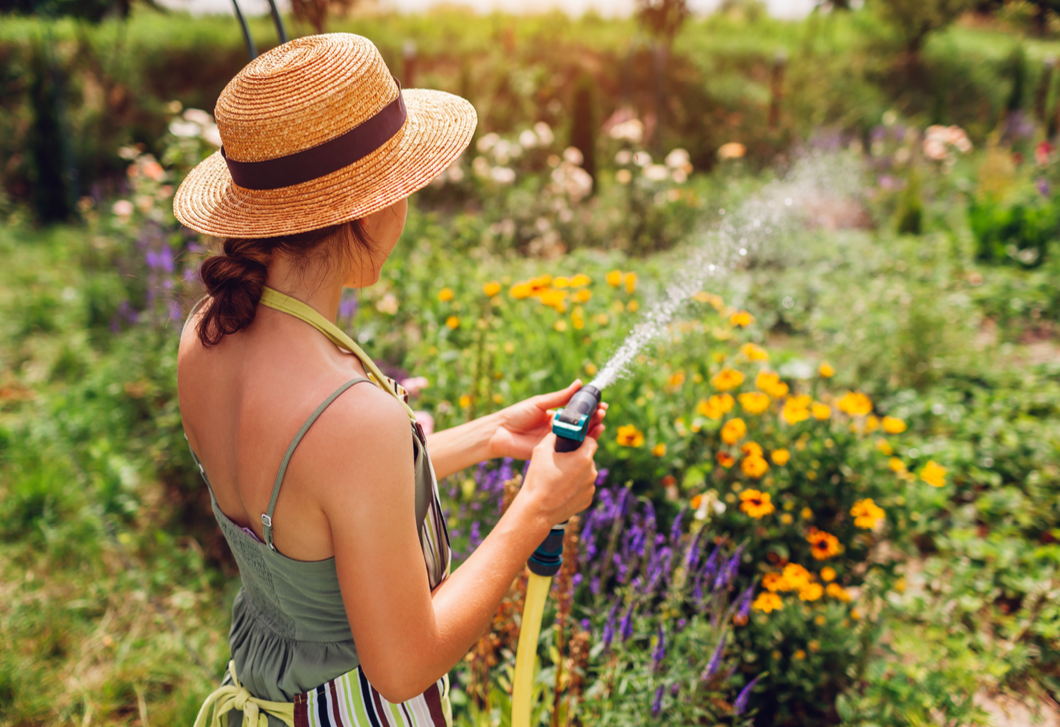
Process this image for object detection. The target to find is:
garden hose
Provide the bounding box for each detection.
[512,386,602,727]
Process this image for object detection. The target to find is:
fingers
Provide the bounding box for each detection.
[533,380,582,410]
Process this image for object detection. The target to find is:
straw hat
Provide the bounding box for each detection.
[174,33,476,239]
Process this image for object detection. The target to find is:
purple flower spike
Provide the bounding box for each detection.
[602,601,620,648]
[703,634,725,679]
[652,625,666,668]
[595,468,610,486]
[733,675,763,716]
[701,547,720,584]
[670,508,685,546]
[620,603,635,642]
[685,530,702,571]
[737,584,755,620]
[652,685,664,716]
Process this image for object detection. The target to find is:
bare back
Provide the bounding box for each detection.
[178,301,378,561]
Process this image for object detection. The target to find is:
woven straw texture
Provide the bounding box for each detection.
[174,33,476,239]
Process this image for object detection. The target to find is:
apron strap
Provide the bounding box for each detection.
[258,286,417,421]
[193,661,294,727]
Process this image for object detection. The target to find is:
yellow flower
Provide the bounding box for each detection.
[820,567,836,582]
[624,272,637,294]
[694,291,724,309]
[780,513,793,525]
[668,370,686,388]
[594,313,609,325]
[799,582,824,602]
[741,441,763,457]
[606,270,623,287]
[779,563,810,592]
[738,391,771,415]
[721,418,747,444]
[811,403,831,421]
[554,320,567,331]
[510,282,532,299]
[570,274,591,287]
[781,395,812,425]
[616,424,645,448]
[483,281,502,297]
[762,572,785,592]
[826,583,851,602]
[741,454,769,479]
[740,489,774,518]
[819,362,835,378]
[882,416,907,434]
[571,309,585,330]
[438,287,455,302]
[712,369,745,391]
[585,362,598,376]
[553,276,570,288]
[573,288,592,303]
[889,457,906,473]
[876,438,894,456]
[627,300,639,312]
[529,275,552,291]
[740,343,769,361]
[850,498,885,529]
[446,316,460,329]
[755,371,789,399]
[752,592,783,613]
[459,395,471,408]
[493,393,504,404]
[837,391,873,417]
[690,494,703,510]
[652,443,667,457]
[504,342,515,354]
[771,448,790,465]
[866,415,880,432]
[920,460,947,488]
[793,649,806,660]
[801,507,813,520]
[716,451,736,468]
[697,393,734,420]
[807,529,841,560]
[730,310,754,327]
[538,289,568,312]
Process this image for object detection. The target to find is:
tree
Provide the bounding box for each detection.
[873,0,975,54]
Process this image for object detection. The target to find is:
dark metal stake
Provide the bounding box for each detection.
[230,0,257,60]
[266,0,288,45]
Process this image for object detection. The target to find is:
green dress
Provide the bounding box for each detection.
[186,287,452,727]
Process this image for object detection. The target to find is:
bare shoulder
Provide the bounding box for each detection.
[295,378,416,506]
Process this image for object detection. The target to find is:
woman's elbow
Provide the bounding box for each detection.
[362,662,438,705]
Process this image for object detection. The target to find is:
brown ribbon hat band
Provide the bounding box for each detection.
[221,80,408,191]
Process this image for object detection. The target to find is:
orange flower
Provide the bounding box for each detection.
[780,563,811,591]
[616,424,645,448]
[752,592,783,613]
[889,457,906,473]
[920,460,947,488]
[483,281,502,297]
[781,395,812,425]
[850,498,885,529]
[738,391,771,415]
[553,276,570,288]
[741,441,763,457]
[446,316,460,329]
[811,403,831,421]
[741,454,769,479]
[712,369,745,391]
[739,489,774,518]
[730,310,754,327]
[651,443,667,457]
[876,438,894,455]
[721,418,747,444]
[716,451,736,468]
[667,370,686,388]
[740,343,769,361]
[538,289,568,312]
[882,416,907,434]
[820,567,836,582]
[570,274,592,287]
[624,272,637,294]
[606,270,622,287]
[771,448,790,465]
[755,370,789,399]
[819,362,835,378]
[762,572,785,592]
[799,582,824,602]
[438,287,455,302]
[510,282,532,299]
[573,288,592,303]
[826,583,851,602]
[807,529,841,560]
[837,391,873,417]
[697,393,734,420]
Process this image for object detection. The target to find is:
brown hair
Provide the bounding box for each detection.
[196,219,372,347]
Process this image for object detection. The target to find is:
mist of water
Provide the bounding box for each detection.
[588,152,859,391]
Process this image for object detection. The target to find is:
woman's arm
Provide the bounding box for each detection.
[426,381,607,480]
[309,384,599,704]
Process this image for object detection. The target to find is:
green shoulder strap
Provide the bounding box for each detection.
[258,286,416,421]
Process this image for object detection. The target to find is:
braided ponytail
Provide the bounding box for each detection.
[195,219,372,347]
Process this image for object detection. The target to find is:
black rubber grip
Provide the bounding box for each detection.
[555,435,582,452]
[528,525,567,576]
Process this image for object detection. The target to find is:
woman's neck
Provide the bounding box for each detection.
[264,254,346,323]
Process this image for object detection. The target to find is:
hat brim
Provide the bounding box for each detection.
[173,89,476,239]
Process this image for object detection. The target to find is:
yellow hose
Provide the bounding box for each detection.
[512,572,552,727]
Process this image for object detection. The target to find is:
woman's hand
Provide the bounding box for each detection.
[489,380,607,461]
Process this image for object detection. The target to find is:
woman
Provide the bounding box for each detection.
[174,33,605,727]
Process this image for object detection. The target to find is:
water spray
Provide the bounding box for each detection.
[512,384,602,727]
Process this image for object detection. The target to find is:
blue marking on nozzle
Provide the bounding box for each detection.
[552,410,590,444]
